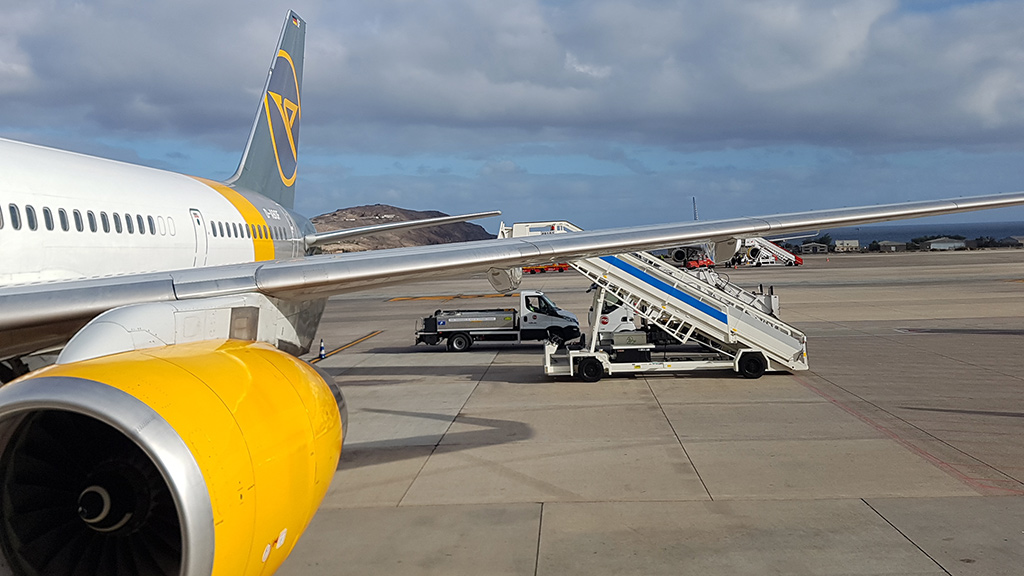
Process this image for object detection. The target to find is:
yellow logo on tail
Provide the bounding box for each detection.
[264,50,301,187]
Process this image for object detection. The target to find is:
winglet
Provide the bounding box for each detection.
[225,10,305,209]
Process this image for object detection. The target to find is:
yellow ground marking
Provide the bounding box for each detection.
[388,293,520,302]
[310,331,383,364]
[192,176,275,261]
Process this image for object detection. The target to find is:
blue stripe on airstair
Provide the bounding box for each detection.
[599,256,729,325]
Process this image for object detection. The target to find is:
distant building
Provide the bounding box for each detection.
[920,237,965,251]
[878,241,907,253]
[800,242,829,254]
[1002,236,1024,247]
[834,239,860,253]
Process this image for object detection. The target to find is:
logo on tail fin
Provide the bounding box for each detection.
[264,50,301,187]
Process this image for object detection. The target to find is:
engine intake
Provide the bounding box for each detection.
[0,340,345,576]
[0,377,211,576]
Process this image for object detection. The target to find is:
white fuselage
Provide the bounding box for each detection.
[0,138,304,286]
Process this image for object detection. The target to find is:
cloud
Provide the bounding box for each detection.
[564,52,611,79]
[3,1,1024,227]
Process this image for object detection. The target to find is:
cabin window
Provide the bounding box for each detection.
[157,216,166,235]
[137,215,145,235]
[245,223,251,238]
[0,208,3,229]
[113,213,122,233]
[167,217,176,236]
[147,215,155,235]
[255,224,262,239]
[218,221,224,237]
[125,213,134,234]
[73,210,83,232]
[43,208,54,231]
[26,205,37,231]
[87,211,97,233]
[8,204,21,230]
[100,212,110,233]
[59,209,69,231]
[211,222,217,237]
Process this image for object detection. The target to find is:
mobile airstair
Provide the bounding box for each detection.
[504,222,808,381]
[739,237,803,266]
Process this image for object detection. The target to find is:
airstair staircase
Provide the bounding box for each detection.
[571,251,807,371]
[747,237,803,266]
[504,221,808,373]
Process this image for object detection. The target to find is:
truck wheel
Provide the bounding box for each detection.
[738,352,767,379]
[577,358,603,382]
[447,333,472,352]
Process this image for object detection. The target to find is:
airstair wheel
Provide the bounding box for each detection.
[0,411,182,576]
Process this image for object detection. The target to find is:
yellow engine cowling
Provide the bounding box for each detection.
[0,340,345,576]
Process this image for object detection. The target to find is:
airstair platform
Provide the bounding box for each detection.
[572,251,808,372]
[502,221,808,378]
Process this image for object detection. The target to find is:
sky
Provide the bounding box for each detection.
[2,0,1024,232]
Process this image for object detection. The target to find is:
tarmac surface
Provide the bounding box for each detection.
[281,249,1024,576]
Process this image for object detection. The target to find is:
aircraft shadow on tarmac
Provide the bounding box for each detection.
[337,409,534,471]
[324,364,550,385]
[896,327,1024,336]
[899,406,1024,419]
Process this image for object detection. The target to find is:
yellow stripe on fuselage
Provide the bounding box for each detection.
[192,177,276,261]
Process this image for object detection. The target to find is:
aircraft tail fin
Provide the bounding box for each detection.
[226,10,305,209]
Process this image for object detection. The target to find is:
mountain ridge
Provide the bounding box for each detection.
[310,204,495,252]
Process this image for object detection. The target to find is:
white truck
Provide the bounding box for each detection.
[415,290,580,351]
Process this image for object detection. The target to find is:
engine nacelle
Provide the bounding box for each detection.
[0,340,345,576]
[670,248,690,263]
[713,238,742,263]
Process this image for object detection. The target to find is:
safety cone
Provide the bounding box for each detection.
[319,339,326,360]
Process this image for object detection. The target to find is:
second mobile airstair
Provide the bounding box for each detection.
[502,222,808,380]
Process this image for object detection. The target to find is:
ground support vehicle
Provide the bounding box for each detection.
[506,222,807,381]
[523,263,571,274]
[415,290,580,351]
[732,237,803,267]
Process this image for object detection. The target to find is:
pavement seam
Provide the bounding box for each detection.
[533,502,544,576]
[644,377,714,501]
[396,349,494,507]
[795,373,1024,493]
[861,498,953,576]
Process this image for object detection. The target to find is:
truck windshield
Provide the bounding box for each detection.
[601,293,625,315]
[526,295,558,316]
[540,295,559,314]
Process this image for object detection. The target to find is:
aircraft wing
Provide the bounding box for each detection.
[3,191,1024,344]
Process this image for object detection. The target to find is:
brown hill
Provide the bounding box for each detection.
[311,204,495,253]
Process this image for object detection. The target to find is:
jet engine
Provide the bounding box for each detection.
[0,340,345,576]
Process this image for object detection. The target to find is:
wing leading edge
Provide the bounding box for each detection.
[2,191,1024,350]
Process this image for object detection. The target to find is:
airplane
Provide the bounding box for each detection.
[1,10,1023,576]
